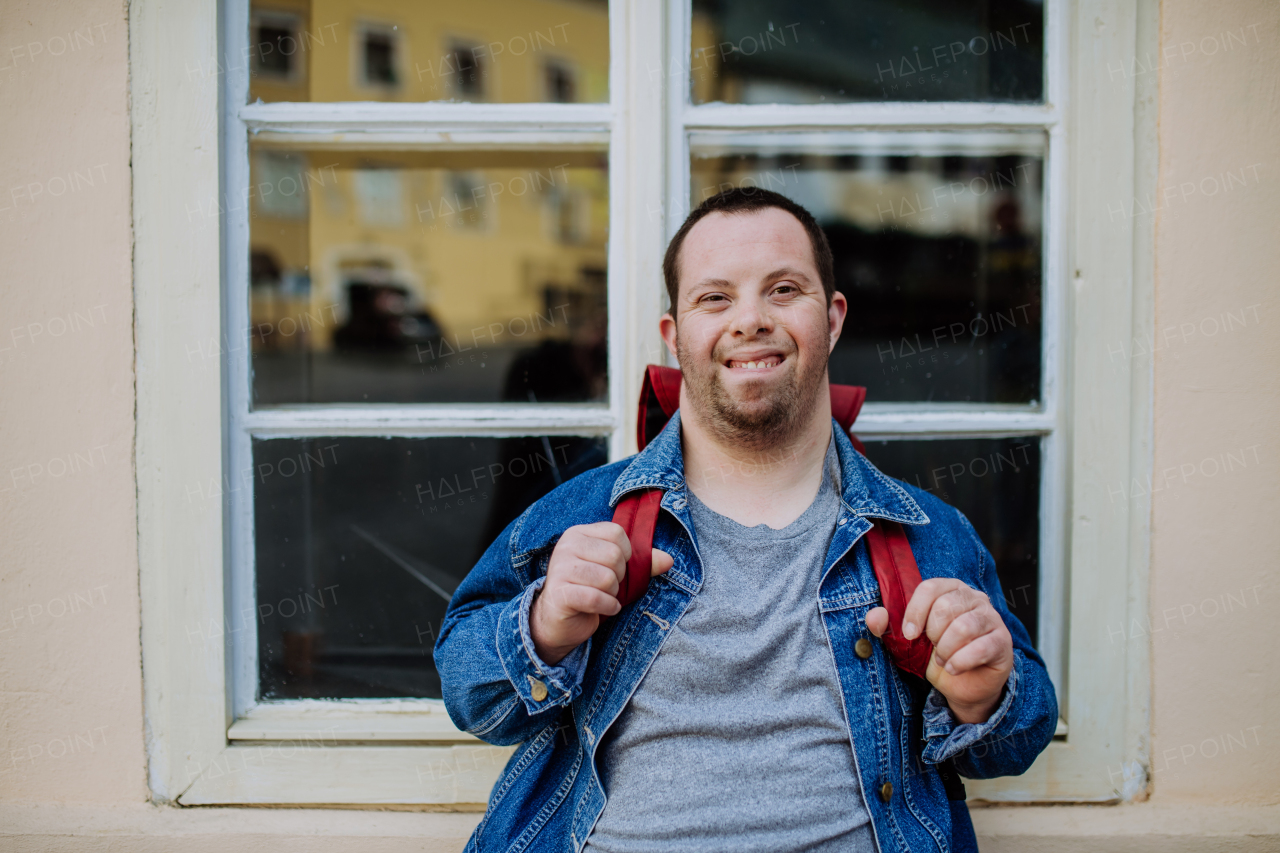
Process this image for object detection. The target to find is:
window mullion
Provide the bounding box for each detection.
[224,0,257,722]
[684,102,1061,131]
[612,0,668,457]
[240,100,613,128]
[239,103,614,151]
[241,404,617,438]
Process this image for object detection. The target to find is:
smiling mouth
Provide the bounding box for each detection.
[726,355,783,370]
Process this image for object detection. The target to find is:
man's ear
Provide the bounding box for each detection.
[659,312,679,361]
[828,291,848,352]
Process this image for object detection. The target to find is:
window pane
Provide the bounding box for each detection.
[248,147,609,406]
[690,0,1043,104]
[690,142,1042,403]
[247,1,609,103]
[860,437,1040,646]
[254,435,608,700]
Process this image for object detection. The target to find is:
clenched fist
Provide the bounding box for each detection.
[530,521,673,665]
[866,578,1014,724]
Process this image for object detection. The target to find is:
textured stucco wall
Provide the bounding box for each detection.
[0,0,146,805]
[1148,0,1280,806]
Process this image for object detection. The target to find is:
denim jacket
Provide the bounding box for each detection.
[436,414,1058,853]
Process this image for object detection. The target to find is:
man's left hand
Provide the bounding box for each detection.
[866,578,1014,724]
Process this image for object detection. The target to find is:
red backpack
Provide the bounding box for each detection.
[611,365,933,679]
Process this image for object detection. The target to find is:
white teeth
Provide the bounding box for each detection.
[733,359,776,369]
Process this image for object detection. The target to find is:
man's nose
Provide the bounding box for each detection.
[728,295,774,337]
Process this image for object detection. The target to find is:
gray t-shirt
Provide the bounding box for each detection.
[584,439,877,853]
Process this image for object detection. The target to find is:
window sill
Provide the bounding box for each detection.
[228,699,480,743]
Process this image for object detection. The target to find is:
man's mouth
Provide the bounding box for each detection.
[725,355,783,370]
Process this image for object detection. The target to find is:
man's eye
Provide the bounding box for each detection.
[701,294,727,303]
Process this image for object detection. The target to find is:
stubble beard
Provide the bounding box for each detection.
[676,333,828,451]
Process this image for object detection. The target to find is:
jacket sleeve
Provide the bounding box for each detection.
[434,509,590,746]
[919,508,1059,778]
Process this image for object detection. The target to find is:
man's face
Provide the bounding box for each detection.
[660,208,847,447]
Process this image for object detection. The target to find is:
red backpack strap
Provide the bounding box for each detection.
[612,488,665,607]
[637,365,683,451]
[863,519,933,678]
[829,383,867,435]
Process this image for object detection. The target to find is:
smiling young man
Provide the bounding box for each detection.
[436,188,1058,853]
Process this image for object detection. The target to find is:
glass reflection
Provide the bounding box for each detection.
[691,147,1043,403]
[248,147,609,405]
[255,435,608,700]
[861,437,1040,646]
[248,0,609,104]
[690,0,1044,104]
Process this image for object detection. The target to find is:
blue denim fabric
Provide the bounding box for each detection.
[436,413,1058,853]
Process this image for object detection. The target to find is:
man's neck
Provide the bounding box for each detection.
[680,389,835,530]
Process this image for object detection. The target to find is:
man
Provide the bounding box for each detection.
[436,188,1058,853]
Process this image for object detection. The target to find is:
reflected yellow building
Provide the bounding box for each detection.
[245,0,610,403]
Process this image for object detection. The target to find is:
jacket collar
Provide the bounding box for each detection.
[610,410,929,526]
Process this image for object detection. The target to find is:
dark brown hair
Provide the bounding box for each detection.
[662,187,835,316]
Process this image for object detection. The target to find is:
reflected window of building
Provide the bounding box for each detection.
[353,166,406,228]
[444,171,491,229]
[359,23,400,89]
[448,41,485,99]
[253,151,309,219]
[545,59,576,102]
[251,10,302,83]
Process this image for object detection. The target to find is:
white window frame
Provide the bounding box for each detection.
[134,0,1156,806]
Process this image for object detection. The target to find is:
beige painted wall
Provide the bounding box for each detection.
[1148,0,1279,806]
[0,0,146,806]
[1,0,1278,847]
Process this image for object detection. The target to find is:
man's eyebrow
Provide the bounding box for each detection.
[762,267,814,284]
[686,277,734,295]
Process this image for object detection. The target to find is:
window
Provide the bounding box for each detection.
[679,3,1064,696]
[136,0,1156,807]
[545,58,577,103]
[447,41,485,100]
[357,23,400,89]
[227,0,618,793]
[250,10,301,83]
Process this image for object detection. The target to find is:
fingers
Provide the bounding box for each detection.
[939,628,1009,675]
[552,583,621,618]
[650,548,674,577]
[557,560,620,597]
[932,607,999,666]
[865,606,889,638]
[901,578,983,642]
[581,521,633,563]
[555,522,630,583]
[574,536,628,581]
[923,588,988,645]
[902,578,961,640]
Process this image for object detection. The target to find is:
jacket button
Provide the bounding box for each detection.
[855,638,873,659]
[879,781,893,802]
[528,677,548,702]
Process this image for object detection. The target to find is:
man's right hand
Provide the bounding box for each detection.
[530,521,673,665]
